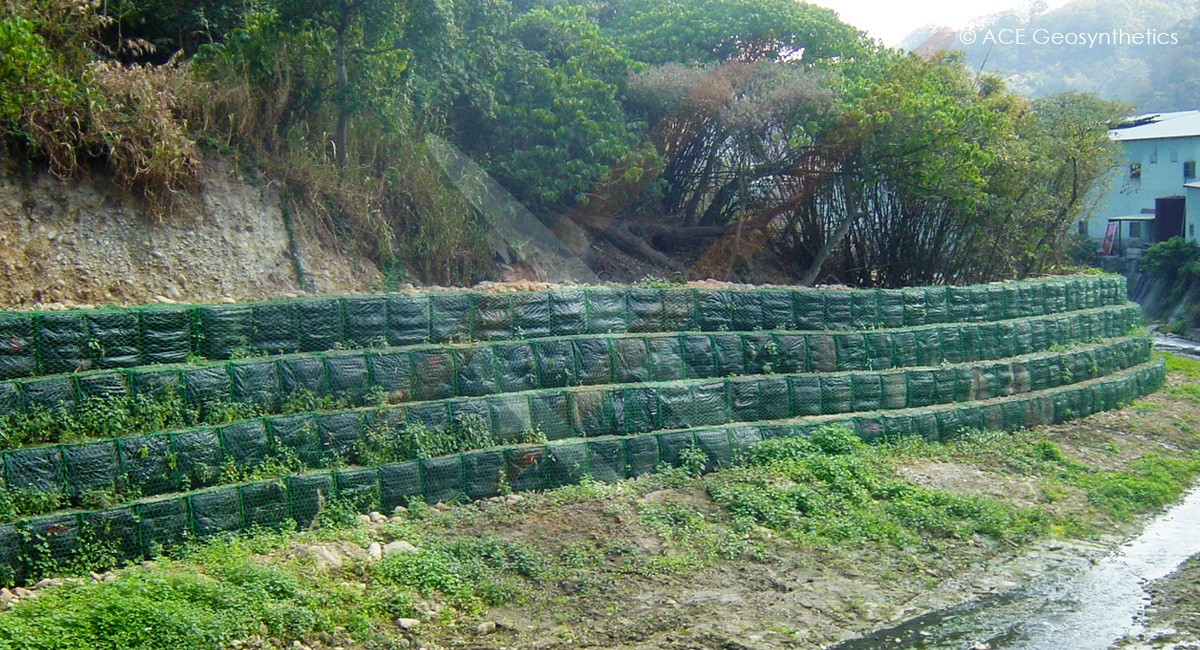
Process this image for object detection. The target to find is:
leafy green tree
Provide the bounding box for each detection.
[602,0,865,65]
[275,0,411,166]
[1142,237,1200,283]
[403,1,647,214]
[710,51,1127,286]
[0,16,73,131]
[491,6,645,211]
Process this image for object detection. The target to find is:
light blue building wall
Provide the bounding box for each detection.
[1083,112,1200,245]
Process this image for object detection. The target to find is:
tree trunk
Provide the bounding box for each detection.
[800,200,859,286]
[334,4,350,168]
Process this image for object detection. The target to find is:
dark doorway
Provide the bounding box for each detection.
[1155,196,1186,242]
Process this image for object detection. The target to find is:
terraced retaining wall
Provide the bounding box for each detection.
[0,336,1151,505]
[0,276,1127,380]
[0,303,1141,418]
[0,275,1161,585]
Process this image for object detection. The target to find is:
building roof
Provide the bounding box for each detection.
[1110,111,1200,141]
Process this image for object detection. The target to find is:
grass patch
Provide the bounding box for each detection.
[372,534,548,611]
[707,427,1047,550]
[1166,384,1200,404]
[1070,454,1200,521]
[0,537,365,650]
[885,420,1200,526]
[1165,353,1200,381]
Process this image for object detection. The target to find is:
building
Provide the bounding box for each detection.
[1083,111,1200,254]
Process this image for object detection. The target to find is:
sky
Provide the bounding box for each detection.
[808,0,1075,46]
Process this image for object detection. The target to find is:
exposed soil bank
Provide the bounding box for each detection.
[0,158,379,309]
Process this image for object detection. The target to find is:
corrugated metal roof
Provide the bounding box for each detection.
[1110,111,1200,141]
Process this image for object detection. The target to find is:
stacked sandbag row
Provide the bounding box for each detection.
[0,276,1128,380]
[0,303,1141,420]
[0,358,1164,586]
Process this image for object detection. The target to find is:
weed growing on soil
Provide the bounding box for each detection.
[1165,353,1200,380]
[0,487,63,523]
[1072,454,1200,521]
[638,500,755,565]
[374,534,548,611]
[0,537,371,649]
[707,426,1048,548]
[218,448,308,485]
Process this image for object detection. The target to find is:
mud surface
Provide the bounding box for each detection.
[1119,554,1200,649]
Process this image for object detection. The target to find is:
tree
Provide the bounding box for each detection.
[403,1,648,215]
[761,54,1125,287]
[602,0,865,65]
[491,6,646,212]
[276,0,409,166]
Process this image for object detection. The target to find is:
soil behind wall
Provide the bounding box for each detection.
[0,156,379,309]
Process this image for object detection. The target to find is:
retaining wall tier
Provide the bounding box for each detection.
[0,276,1127,380]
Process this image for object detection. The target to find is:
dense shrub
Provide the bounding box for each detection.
[1141,237,1200,283]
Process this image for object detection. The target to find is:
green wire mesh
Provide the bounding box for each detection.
[0,274,1161,585]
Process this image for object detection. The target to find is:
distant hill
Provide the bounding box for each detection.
[902,0,1200,112]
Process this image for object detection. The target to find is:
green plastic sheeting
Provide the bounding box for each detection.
[0,358,1162,585]
[0,337,1151,504]
[0,276,1128,381]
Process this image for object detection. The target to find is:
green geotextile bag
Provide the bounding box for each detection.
[0,315,36,380]
[0,337,1151,505]
[0,301,1141,422]
[0,276,1128,381]
[0,358,1162,586]
[36,312,90,376]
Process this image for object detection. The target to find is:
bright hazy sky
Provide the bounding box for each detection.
[809,0,1075,46]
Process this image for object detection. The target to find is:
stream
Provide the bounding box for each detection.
[830,486,1200,649]
[1154,335,1200,359]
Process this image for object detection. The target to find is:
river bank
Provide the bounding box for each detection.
[2,354,1199,650]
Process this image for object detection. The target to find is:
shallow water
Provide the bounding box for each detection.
[1154,336,1200,358]
[831,486,1200,650]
